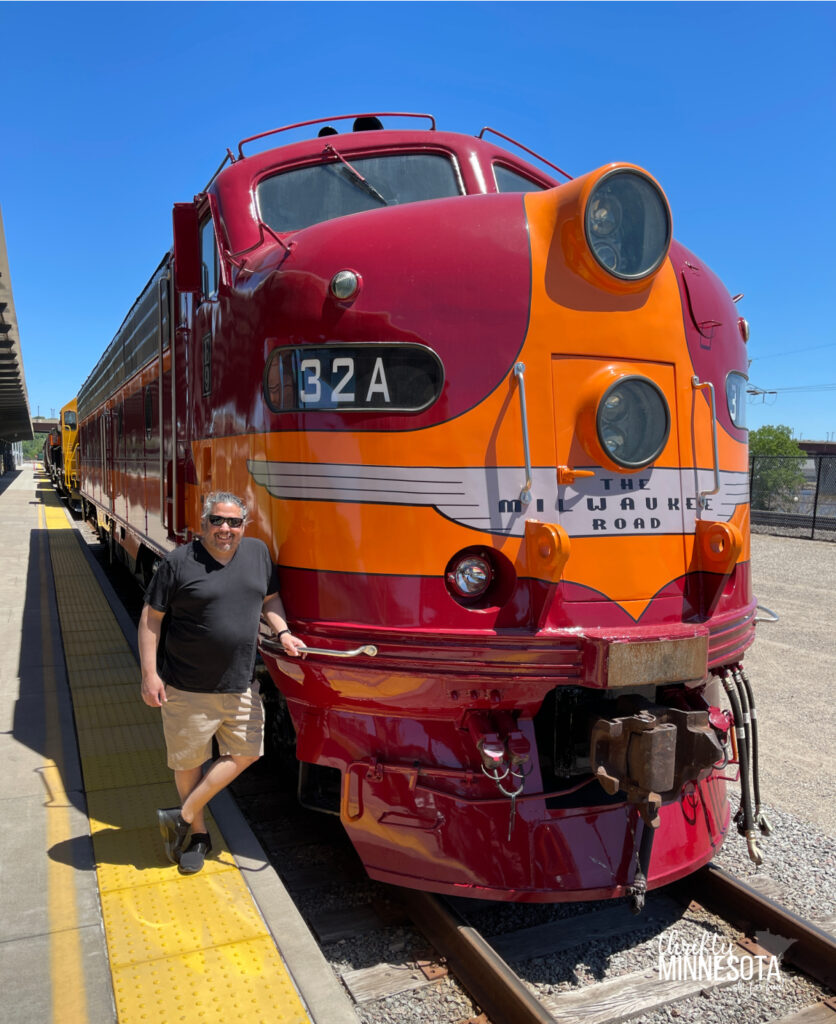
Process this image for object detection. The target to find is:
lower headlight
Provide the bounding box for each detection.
[585,170,671,280]
[596,376,670,468]
[447,554,493,598]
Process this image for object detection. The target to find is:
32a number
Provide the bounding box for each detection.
[299,355,390,405]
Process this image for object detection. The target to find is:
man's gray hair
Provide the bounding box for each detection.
[201,492,248,521]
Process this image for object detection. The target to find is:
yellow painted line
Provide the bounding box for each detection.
[40,489,311,1024]
[38,502,89,1024]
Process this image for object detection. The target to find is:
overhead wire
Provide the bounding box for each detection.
[748,342,836,362]
[754,384,836,393]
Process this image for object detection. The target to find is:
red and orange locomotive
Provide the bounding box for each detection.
[76,113,763,907]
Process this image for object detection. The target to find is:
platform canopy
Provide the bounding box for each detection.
[0,204,32,442]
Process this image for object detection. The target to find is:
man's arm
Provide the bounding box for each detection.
[262,592,305,657]
[138,605,168,706]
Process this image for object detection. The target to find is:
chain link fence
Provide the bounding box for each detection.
[749,454,836,540]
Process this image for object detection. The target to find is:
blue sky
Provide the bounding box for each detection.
[2,1,834,439]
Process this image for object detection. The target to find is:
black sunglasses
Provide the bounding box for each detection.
[207,514,245,528]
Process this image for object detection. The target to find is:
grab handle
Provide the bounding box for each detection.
[692,376,720,508]
[754,605,779,624]
[260,637,378,658]
[514,362,533,506]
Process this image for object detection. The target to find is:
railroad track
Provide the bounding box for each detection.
[231,756,835,1024]
[390,868,836,1024]
[750,509,836,534]
[321,877,834,1024]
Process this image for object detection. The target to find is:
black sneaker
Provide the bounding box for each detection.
[178,833,212,875]
[157,807,190,863]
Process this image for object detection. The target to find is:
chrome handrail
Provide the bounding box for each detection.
[754,605,779,624]
[260,637,378,658]
[692,376,720,508]
[514,362,533,506]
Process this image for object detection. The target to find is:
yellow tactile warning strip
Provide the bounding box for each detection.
[38,521,89,1024]
[40,486,311,1024]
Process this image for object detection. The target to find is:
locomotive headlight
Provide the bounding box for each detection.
[444,546,515,608]
[584,170,671,281]
[447,554,493,598]
[596,376,670,468]
[330,269,361,300]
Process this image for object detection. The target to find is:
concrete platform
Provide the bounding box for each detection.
[0,465,358,1024]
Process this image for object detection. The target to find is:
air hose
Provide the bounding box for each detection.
[720,668,763,864]
[734,665,772,835]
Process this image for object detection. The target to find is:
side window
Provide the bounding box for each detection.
[200,217,219,298]
[726,372,748,430]
[493,164,547,194]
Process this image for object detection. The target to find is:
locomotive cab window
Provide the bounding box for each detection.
[200,217,219,298]
[726,372,748,430]
[493,164,548,193]
[256,153,463,232]
[63,410,77,430]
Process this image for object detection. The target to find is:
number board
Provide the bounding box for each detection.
[263,344,444,412]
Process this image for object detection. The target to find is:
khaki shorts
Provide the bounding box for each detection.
[160,681,265,771]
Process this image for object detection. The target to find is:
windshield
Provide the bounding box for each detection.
[256,152,463,232]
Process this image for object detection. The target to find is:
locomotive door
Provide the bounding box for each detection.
[156,270,182,541]
[551,357,688,605]
[189,209,221,494]
[100,409,114,512]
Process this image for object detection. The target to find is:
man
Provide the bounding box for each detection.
[138,491,304,874]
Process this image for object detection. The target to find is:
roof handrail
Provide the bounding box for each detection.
[203,150,235,192]
[478,126,572,181]
[237,112,436,159]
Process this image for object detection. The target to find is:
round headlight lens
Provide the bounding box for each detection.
[330,269,361,300]
[447,555,493,598]
[585,171,671,280]
[596,377,670,468]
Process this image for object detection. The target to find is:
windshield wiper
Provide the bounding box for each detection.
[323,143,388,205]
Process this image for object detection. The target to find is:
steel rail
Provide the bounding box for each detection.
[681,863,836,990]
[395,887,556,1024]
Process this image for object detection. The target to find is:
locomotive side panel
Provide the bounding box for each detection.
[78,259,180,571]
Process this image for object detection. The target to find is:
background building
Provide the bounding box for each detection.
[0,204,32,472]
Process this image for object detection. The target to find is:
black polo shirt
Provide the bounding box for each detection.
[144,537,279,693]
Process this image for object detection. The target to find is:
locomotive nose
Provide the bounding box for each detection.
[518,163,744,617]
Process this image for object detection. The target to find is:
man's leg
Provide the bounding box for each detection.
[175,685,264,833]
[173,765,204,828]
[178,754,259,832]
